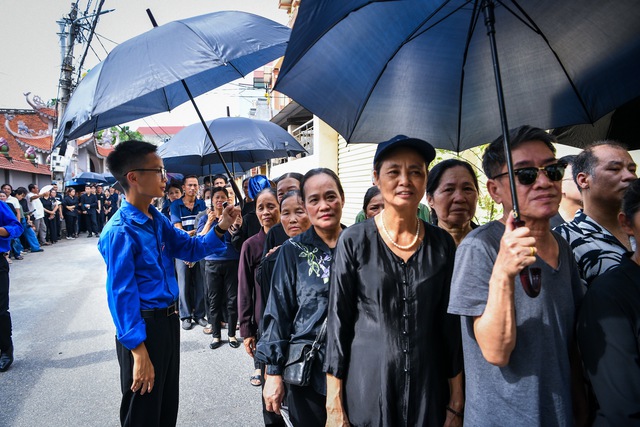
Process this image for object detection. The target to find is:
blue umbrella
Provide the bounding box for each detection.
[75,171,108,184]
[275,0,640,152]
[54,10,290,151]
[157,117,306,176]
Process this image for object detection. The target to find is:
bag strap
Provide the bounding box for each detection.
[311,318,328,352]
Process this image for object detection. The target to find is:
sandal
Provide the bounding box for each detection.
[250,374,262,387]
[228,337,240,349]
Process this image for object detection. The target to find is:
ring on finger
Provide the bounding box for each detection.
[530,246,536,257]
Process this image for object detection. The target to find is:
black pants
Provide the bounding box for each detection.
[204,259,238,338]
[65,214,78,237]
[116,312,180,427]
[0,256,11,352]
[287,384,326,427]
[97,210,106,231]
[45,216,58,243]
[84,211,99,234]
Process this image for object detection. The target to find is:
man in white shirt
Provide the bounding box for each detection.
[27,184,48,245]
[1,184,21,223]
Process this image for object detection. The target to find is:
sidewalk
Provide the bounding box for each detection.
[0,235,263,426]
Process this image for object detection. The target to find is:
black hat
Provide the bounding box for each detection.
[373,135,436,166]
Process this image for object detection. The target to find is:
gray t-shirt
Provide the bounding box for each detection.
[448,221,584,427]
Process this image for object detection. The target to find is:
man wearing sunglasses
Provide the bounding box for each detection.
[99,140,240,427]
[554,141,637,286]
[448,125,586,426]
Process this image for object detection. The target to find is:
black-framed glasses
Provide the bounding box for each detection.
[127,168,167,181]
[492,162,566,186]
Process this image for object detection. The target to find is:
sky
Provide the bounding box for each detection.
[0,1,289,128]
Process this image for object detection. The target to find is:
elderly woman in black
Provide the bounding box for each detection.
[427,159,479,246]
[324,135,464,427]
[257,168,345,427]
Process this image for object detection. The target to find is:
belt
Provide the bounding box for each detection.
[140,301,178,319]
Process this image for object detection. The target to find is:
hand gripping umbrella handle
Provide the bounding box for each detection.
[513,217,542,298]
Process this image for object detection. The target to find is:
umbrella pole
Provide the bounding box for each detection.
[483,0,541,298]
[146,9,244,209]
[482,0,520,220]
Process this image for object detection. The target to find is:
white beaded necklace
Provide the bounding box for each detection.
[380,209,420,250]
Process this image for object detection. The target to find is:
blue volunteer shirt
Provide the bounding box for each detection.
[196,214,240,261]
[170,197,206,231]
[0,201,23,252]
[98,200,226,350]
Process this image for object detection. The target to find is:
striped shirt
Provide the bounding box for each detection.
[554,209,636,286]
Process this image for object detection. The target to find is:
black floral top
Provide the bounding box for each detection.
[256,226,339,395]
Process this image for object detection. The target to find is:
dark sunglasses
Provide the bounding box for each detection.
[492,162,566,186]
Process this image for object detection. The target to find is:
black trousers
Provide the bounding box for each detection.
[84,211,99,234]
[0,256,11,352]
[204,259,239,338]
[65,214,78,237]
[116,313,180,427]
[287,384,326,427]
[45,216,58,242]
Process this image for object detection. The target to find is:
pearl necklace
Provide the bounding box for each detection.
[380,209,420,250]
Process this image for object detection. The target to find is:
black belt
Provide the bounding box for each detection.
[140,301,178,319]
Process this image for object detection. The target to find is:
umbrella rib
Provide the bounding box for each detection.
[406,0,471,43]
[502,0,594,122]
[456,1,482,152]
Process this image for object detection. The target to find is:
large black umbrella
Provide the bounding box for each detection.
[552,96,640,150]
[273,0,640,297]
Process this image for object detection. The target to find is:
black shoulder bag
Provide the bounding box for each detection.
[282,318,328,387]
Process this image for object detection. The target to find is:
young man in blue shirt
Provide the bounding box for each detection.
[0,199,23,372]
[98,140,239,427]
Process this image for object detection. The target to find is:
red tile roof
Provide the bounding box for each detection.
[0,109,52,176]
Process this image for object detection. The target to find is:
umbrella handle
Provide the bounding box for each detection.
[513,218,542,298]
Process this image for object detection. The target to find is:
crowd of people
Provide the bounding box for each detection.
[4,129,637,426]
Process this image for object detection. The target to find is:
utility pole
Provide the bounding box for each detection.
[56,2,79,123]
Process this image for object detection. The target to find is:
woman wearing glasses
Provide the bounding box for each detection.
[448,126,586,426]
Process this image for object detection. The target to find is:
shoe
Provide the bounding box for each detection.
[95,234,100,238]
[196,318,208,327]
[203,324,213,335]
[250,374,262,387]
[42,242,51,246]
[228,337,240,349]
[181,319,193,330]
[87,233,93,238]
[66,236,75,240]
[14,256,23,260]
[0,349,14,372]
[209,339,222,350]
[31,249,44,253]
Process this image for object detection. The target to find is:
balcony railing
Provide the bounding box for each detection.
[292,119,314,157]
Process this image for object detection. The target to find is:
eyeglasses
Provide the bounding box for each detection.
[492,162,566,186]
[127,168,167,181]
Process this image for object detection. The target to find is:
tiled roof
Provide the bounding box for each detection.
[0,110,52,175]
[96,143,114,158]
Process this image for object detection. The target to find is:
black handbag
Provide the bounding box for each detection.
[282,319,328,386]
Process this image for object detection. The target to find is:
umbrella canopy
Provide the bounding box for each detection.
[54,10,290,151]
[157,117,307,175]
[274,0,640,152]
[552,96,640,150]
[75,171,108,184]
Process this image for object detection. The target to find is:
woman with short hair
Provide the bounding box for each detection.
[324,136,464,426]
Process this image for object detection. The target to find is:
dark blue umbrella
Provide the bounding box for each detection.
[275,0,640,152]
[54,10,290,151]
[75,171,108,184]
[157,117,306,176]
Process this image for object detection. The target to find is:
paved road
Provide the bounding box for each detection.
[0,235,264,427]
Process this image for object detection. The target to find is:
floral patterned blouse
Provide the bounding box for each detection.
[256,225,342,395]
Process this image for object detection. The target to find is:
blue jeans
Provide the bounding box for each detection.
[20,219,41,251]
[10,239,22,257]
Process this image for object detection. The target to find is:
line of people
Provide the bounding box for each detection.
[97,133,639,427]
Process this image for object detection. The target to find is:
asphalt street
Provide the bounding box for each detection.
[0,234,264,427]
